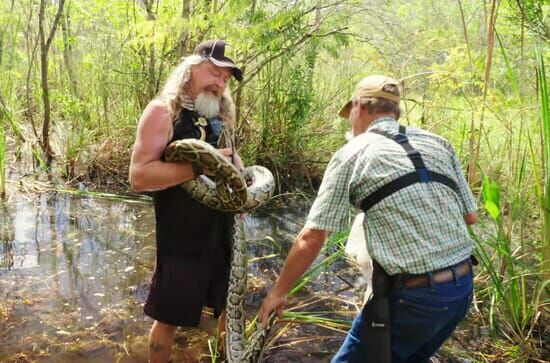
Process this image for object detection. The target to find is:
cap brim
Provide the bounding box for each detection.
[339,100,352,118]
[208,57,243,81]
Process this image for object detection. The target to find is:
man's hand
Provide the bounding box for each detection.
[217,148,233,161]
[258,290,287,329]
[203,148,234,176]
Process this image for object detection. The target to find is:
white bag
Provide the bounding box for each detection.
[344,213,373,303]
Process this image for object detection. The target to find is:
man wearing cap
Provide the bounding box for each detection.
[130,40,244,363]
[259,75,478,362]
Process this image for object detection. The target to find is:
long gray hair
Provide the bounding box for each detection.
[157,55,236,129]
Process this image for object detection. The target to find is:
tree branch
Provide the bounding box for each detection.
[45,0,66,52]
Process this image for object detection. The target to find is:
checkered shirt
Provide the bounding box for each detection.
[304,117,477,275]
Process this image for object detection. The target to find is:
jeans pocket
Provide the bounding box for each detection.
[392,296,452,343]
[392,294,450,325]
[397,297,450,315]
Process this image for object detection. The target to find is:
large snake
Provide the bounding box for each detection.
[164,124,276,362]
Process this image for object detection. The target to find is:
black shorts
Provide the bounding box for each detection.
[144,250,231,327]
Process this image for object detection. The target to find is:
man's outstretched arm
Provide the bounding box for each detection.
[129,100,195,192]
[259,228,328,327]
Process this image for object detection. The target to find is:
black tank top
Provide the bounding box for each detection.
[152,108,233,257]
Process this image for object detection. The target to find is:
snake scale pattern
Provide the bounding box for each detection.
[164,125,276,362]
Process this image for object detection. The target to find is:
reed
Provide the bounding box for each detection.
[0,116,5,199]
[288,229,348,297]
[535,41,550,284]
[472,175,549,356]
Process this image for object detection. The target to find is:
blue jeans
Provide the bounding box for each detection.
[332,271,473,363]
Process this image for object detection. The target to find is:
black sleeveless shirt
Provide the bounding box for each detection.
[152,109,233,257]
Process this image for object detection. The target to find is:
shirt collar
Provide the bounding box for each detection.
[367,116,397,130]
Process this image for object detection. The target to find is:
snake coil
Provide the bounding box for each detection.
[164,124,276,362]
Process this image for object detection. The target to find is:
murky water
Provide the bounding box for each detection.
[0,191,365,363]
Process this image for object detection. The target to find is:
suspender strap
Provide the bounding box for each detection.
[361,125,460,212]
[361,170,460,211]
[369,125,430,182]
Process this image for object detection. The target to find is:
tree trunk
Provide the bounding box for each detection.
[0,0,16,68]
[61,4,78,97]
[0,112,5,199]
[142,0,157,102]
[39,0,66,168]
[38,0,53,167]
[469,0,499,186]
[24,1,40,148]
[179,0,191,56]
[234,0,257,128]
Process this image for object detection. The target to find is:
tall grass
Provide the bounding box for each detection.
[463,38,550,359]
[288,229,348,297]
[0,114,5,199]
[475,177,546,347]
[535,41,550,284]
[241,53,318,192]
[242,228,352,358]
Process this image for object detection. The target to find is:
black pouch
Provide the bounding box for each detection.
[364,260,392,362]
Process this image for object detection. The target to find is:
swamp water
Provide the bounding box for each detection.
[0,191,365,362]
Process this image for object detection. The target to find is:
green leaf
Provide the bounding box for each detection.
[485,200,501,221]
[483,176,501,221]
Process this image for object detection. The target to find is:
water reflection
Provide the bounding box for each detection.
[0,193,362,362]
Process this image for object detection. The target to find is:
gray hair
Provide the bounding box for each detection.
[156,54,236,129]
[157,55,203,122]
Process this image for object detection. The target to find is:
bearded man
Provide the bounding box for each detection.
[129,40,244,363]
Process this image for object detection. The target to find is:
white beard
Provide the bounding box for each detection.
[194,92,221,118]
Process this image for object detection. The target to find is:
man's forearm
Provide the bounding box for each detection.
[271,229,326,296]
[130,160,194,192]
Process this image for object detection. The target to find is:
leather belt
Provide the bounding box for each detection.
[393,259,472,289]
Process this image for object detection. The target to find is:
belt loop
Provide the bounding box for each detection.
[428,272,435,291]
[395,274,405,291]
[452,266,460,286]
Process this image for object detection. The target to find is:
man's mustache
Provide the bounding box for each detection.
[204,86,222,98]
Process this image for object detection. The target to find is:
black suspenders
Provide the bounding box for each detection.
[360,125,461,362]
[360,125,460,213]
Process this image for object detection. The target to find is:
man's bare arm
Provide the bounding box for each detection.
[259,228,328,326]
[129,100,195,192]
[233,150,245,172]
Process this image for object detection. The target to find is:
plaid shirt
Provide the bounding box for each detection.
[305,117,477,275]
